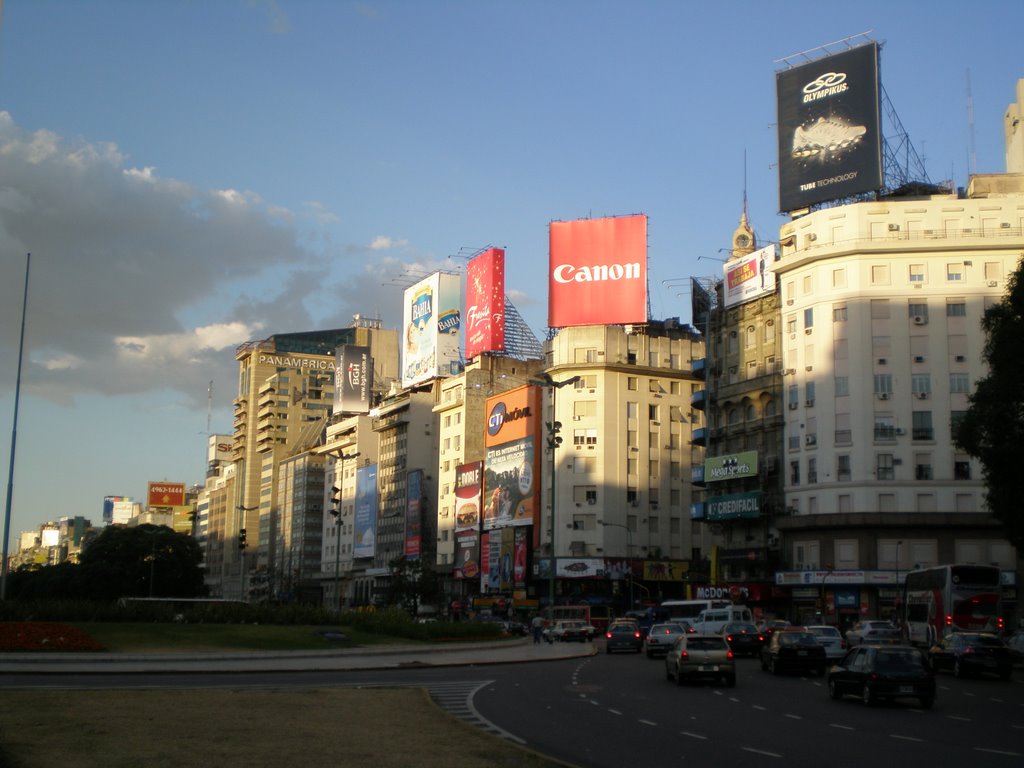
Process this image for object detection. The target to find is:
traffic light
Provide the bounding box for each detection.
[238,528,247,550]
[546,420,563,450]
[329,486,341,519]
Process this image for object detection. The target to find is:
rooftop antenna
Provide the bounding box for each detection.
[967,68,977,177]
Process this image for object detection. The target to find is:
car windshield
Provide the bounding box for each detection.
[779,633,818,646]
[610,626,636,634]
[875,649,926,673]
[688,638,726,651]
[651,624,684,634]
[965,634,1003,648]
[809,627,840,638]
[726,623,757,633]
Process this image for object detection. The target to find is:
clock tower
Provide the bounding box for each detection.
[731,210,756,258]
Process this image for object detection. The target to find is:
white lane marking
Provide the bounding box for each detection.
[829,724,855,730]
[638,719,657,727]
[947,715,971,721]
[974,747,1022,757]
[752,704,767,710]
[741,747,782,757]
[890,734,924,742]
[607,709,622,715]
[964,691,976,697]
[680,731,708,740]
[784,713,802,720]
[465,681,526,745]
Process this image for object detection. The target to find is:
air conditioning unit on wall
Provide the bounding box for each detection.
[913,316,927,325]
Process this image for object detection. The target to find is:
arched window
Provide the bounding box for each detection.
[745,403,758,421]
[728,407,741,425]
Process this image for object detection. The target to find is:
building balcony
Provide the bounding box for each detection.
[692,426,707,447]
[692,358,706,381]
[689,501,705,521]
[690,389,708,411]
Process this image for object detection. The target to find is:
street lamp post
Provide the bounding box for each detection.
[330,451,360,612]
[531,372,580,610]
[599,520,634,608]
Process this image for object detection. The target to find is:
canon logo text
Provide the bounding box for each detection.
[552,261,641,283]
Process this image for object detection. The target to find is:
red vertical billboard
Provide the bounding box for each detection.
[465,247,505,359]
[548,214,648,328]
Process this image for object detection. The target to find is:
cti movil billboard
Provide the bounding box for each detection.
[465,247,506,360]
[776,42,882,212]
[548,214,648,328]
[401,271,462,388]
[482,385,541,533]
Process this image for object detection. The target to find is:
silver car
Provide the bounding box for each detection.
[845,620,899,647]
[806,625,847,659]
[664,634,736,687]
[643,623,689,658]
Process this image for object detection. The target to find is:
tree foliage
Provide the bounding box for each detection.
[383,556,440,616]
[8,524,207,601]
[955,259,1024,549]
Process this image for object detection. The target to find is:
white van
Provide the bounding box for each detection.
[692,605,753,634]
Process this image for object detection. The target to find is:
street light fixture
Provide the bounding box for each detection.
[599,520,634,608]
[530,372,581,610]
[330,451,360,611]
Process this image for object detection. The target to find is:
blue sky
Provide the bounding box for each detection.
[0,0,1021,538]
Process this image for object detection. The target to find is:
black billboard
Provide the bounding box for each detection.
[776,43,882,212]
[334,344,372,414]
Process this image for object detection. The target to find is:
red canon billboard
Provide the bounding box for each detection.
[548,214,648,328]
[465,247,505,359]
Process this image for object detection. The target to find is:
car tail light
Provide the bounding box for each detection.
[605,632,612,639]
[727,650,735,660]
[945,615,953,627]
[964,646,975,656]
[998,617,1005,630]
[680,651,689,659]
[634,631,641,639]
[757,635,764,642]
[726,635,734,642]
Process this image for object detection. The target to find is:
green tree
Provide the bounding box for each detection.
[956,261,1024,549]
[78,524,207,600]
[384,556,440,616]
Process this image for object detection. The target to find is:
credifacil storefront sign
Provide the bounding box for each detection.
[706,491,761,521]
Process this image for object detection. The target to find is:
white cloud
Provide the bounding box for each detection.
[370,235,408,250]
[0,114,380,410]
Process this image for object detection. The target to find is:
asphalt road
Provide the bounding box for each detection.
[5,646,1023,768]
[470,651,1024,768]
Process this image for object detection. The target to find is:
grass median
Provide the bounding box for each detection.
[0,622,569,768]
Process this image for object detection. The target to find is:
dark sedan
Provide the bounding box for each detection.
[722,622,765,657]
[761,629,827,676]
[929,632,1014,679]
[827,645,936,709]
[605,624,643,654]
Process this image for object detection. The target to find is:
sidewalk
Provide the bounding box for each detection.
[0,636,597,674]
